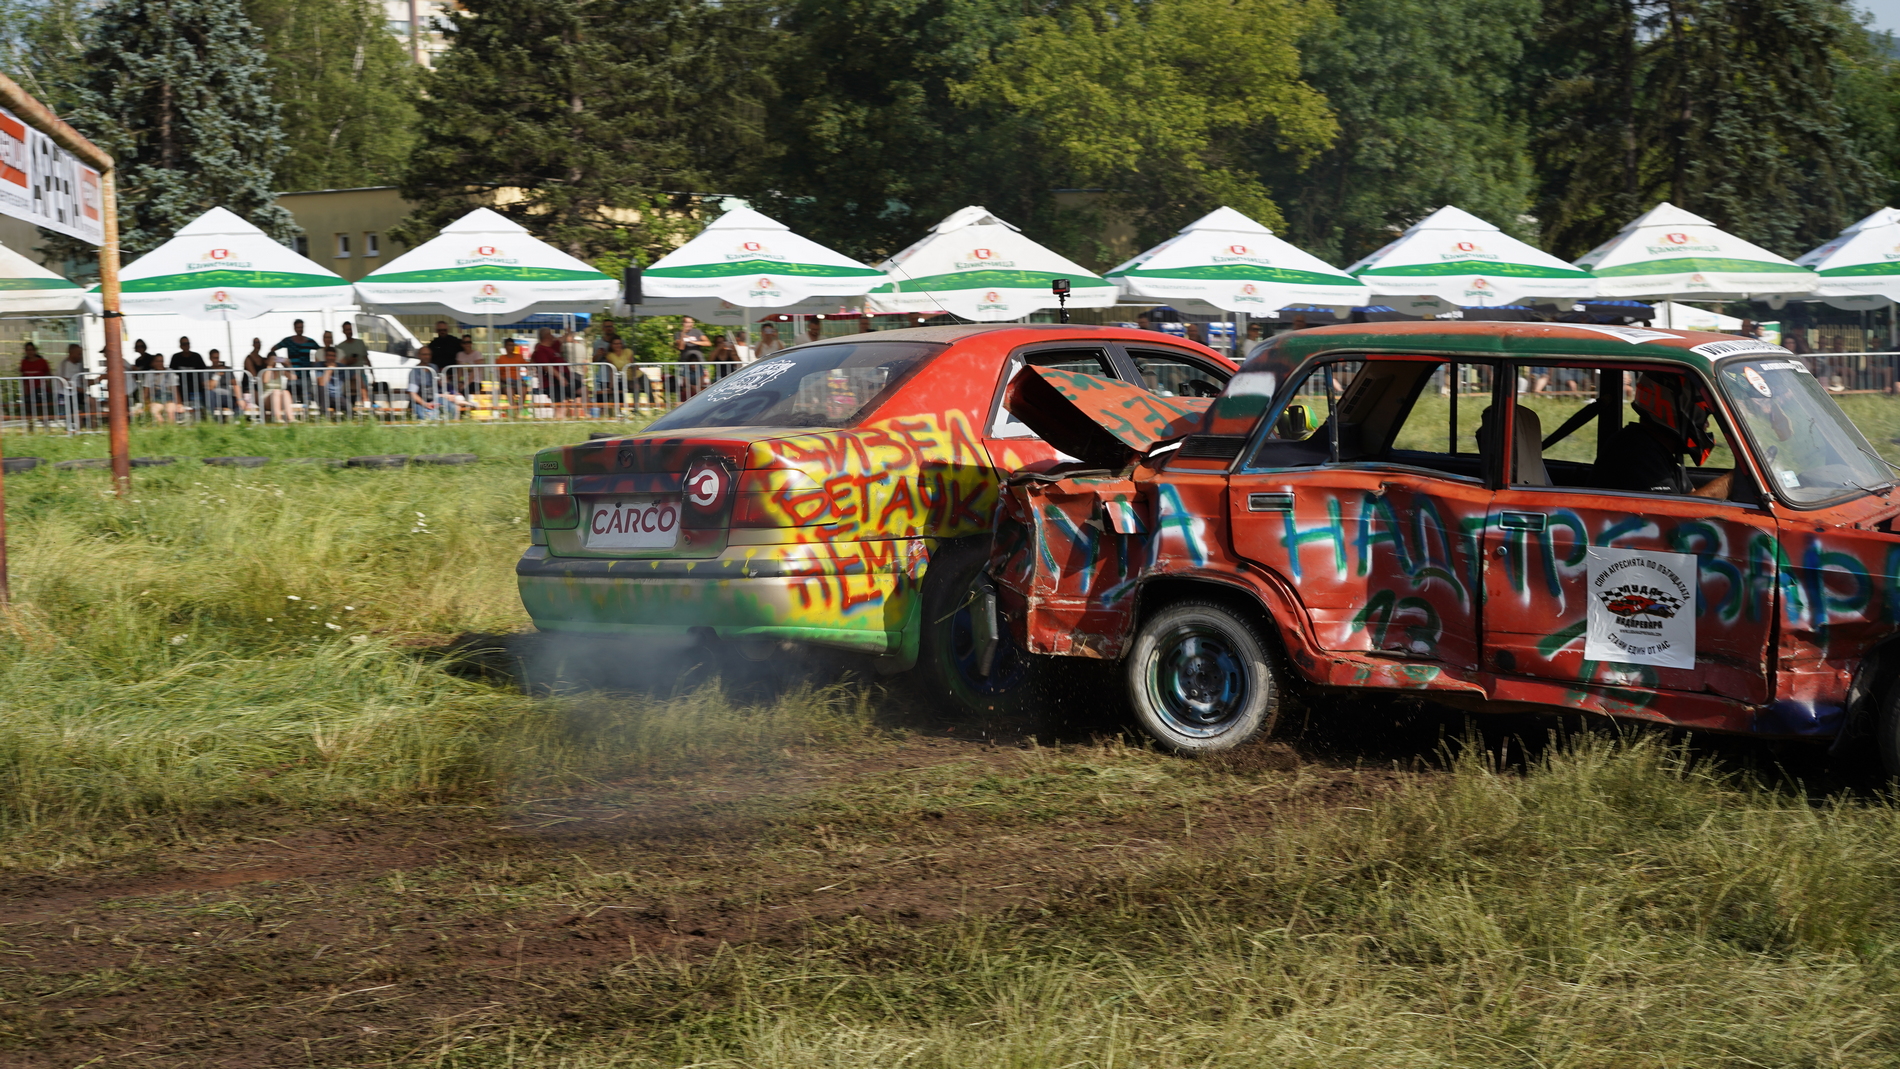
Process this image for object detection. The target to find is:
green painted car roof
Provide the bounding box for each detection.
[1246,321,1785,379]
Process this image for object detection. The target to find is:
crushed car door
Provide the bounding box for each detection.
[1228,356,1496,671]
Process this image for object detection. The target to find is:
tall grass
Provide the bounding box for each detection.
[432,738,1900,1068]
[0,425,869,861]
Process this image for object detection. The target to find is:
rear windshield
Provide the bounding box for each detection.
[645,341,944,432]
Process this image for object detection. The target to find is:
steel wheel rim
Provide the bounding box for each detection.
[1146,623,1250,738]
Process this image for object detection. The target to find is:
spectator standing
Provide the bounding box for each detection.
[708,330,738,370]
[804,318,822,344]
[171,336,208,418]
[57,344,89,427]
[530,327,569,411]
[496,339,529,414]
[19,342,50,427]
[335,321,370,367]
[591,320,622,362]
[131,338,156,371]
[731,327,753,364]
[426,320,462,370]
[756,323,783,360]
[676,316,710,400]
[268,319,320,368]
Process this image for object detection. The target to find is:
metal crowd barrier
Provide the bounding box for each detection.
[2,358,754,429]
[0,375,78,433]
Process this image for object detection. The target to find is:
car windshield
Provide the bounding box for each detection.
[645,341,943,432]
[1716,357,1892,504]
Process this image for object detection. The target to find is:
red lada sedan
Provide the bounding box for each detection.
[992,321,1900,772]
[519,324,1236,707]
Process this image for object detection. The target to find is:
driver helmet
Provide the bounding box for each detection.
[1632,372,1717,465]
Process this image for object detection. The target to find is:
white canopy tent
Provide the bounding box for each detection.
[87,206,354,365]
[1795,207,1900,309]
[1346,205,1597,306]
[867,206,1116,322]
[638,206,883,325]
[0,239,84,316]
[1105,206,1369,315]
[354,207,617,322]
[1576,203,1816,311]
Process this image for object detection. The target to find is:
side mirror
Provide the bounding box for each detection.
[1275,403,1315,439]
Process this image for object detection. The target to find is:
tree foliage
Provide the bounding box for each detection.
[957,0,1337,251]
[244,0,420,191]
[739,0,1028,262]
[395,0,771,266]
[1531,0,1883,259]
[1263,0,1539,265]
[52,0,294,264]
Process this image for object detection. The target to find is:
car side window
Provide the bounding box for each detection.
[1383,359,1491,482]
[990,347,1117,438]
[1508,363,1753,501]
[1245,359,1360,469]
[1126,348,1230,398]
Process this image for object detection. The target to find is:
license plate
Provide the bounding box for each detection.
[584,495,682,549]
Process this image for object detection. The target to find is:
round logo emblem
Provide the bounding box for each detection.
[756,277,773,288]
[1690,273,1707,283]
[684,461,725,508]
[476,245,499,257]
[212,290,229,302]
[984,290,1001,302]
[972,248,993,260]
[1228,244,1248,255]
[742,241,762,252]
[1665,232,1689,244]
[1241,283,1257,296]
[1455,241,1477,253]
[1471,278,1490,289]
[480,283,498,296]
[208,248,229,260]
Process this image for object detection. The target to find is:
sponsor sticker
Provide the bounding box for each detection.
[1585,547,1696,669]
[699,359,796,402]
[1689,339,1791,359]
[1742,366,1773,396]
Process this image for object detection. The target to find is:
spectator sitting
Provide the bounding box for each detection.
[203,349,243,421]
[426,320,462,370]
[258,353,295,423]
[243,338,268,377]
[804,318,822,344]
[408,359,450,420]
[315,347,350,419]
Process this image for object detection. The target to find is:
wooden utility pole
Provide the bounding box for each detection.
[0,74,126,604]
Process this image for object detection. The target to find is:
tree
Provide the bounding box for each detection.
[1265,0,1541,265]
[0,0,92,115]
[244,0,420,191]
[956,0,1337,251]
[47,0,293,266]
[1530,0,1884,259]
[739,0,1029,263]
[395,0,771,267]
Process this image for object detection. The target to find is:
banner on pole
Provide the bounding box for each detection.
[0,106,102,246]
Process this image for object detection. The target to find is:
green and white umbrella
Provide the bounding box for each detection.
[90,206,350,319]
[1106,206,1369,313]
[1795,206,1900,307]
[639,206,883,310]
[1577,202,1816,299]
[0,239,83,315]
[354,207,617,319]
[867,206,1116,321]
[1346,205,1596,305]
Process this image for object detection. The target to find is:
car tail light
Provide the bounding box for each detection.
[530,476,578,528]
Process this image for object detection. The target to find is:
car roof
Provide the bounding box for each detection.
[1246,321,1789,379]
[777,322,1235,357]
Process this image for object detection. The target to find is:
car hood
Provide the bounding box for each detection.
[1003,366,1206,468]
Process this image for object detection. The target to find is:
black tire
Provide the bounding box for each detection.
[918,541,1035,715]
[347,454,410,469]
[2,457,42,473]
[1124,599,1280,754]
[202,456,269,468]
[414,452,479,466]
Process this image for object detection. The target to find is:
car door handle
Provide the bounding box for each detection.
[1499,511,1547,532]
[1247,492,1294,512]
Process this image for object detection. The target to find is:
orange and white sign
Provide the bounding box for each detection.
[0,106,102,245]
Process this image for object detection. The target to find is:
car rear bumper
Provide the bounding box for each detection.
[516,542,929,660]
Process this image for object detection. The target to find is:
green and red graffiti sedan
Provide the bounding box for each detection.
[518,324,1235,707]
[990,321,1900,770]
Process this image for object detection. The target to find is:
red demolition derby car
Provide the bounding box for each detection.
[986,321,1900,771]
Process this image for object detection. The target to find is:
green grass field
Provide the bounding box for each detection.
[2,415,1900,1065]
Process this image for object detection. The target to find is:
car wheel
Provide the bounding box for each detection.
[918,541,1035,715]
[1125,600,1279,754]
